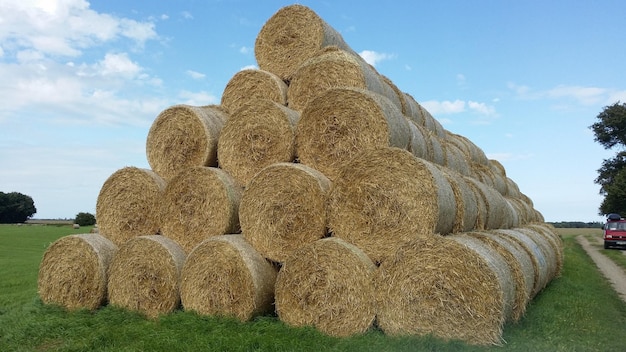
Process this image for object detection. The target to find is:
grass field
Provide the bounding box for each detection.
[1,224,626,351]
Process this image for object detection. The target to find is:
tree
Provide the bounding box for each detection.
[74,212,96,226]
[590,102,626,216]
[0,192,37,223]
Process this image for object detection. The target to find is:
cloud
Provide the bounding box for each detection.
[239,46,251,54]
[96,52,142,78]
[181,11,193,20]
[186,70,206,80]
[178,90,219,106]
[358,50,395,67]
[240,64,257,71]
[468,101,496,115]
[508,82,624,106]
[421,100,466,114]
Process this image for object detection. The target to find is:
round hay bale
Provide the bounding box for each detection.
[329,147,456,263]
[275,237,376,337]
[160,166,242,253]
[518,227,559,281]
[107,235,186,319]
[506,197,534,226]
[489,159,507,177]
[503,198,521,229]
[450,234,515,323]
[254,4,356,81]
[287,49,386,112]
[402,93,426,126]
[453,134,489,165]
[526,223,564,275]
[240,163,331,263]
[504,177,522,198]
[295,87,410,181]
[217,99,300,187]
[375,235,506,346]
[440,167,479,233]
[466,231,534,322]
[492,229,549,297]
[220,69,288,114]
[442,139,471,176]
[38,234,117,311]
[379,74,405,113]
[96,167,165,247]
[420,106,446,138]
[180,235,277,321]
[464,177,510,230]
[146,104,227,181]
[425,132,446,166]
[407,119,429,160]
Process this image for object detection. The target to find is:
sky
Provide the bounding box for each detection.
[1,0,624,223]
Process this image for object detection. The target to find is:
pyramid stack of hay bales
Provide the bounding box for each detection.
[38,3,564,347]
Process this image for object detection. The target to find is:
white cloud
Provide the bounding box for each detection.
[186,70,206,80]
[421,99,466,114]
[468,101,496,116]
[240,64,257,71]
[178,90,219,106]
[181,11,193,20]
[96,52,141,78]
[239,46,251,54]
[358,50,395,67]
[508,82,624,106]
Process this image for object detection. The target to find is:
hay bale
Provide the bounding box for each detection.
[217,99,299,187]
[441,139,471,176]
[426,132,446,166]
[492,229,549,297]
[287,49,387,112]
[464,177,510,230]
[440,167,479,233]
[329,147,456,263]
[180,235,277,321]
[275,237,376,337]
[420,105,446,138]
[467,231,534,322]
[254,4,356,81]
[240,163,331,263]
[160,166,242,253]
[295,87,410,181]
[375,235,506,346]
[220,69,288,114]
[407,119,429,160]
[402,93,426,126]
[146,104,227,181]
[379,74,406,113]
[107,235,186,319]
[518,227,559,281]
[526,223,564,276]
[38,234,117,310]
[504,177,522,198]
[96,167,165,247]
[451,133,489,165]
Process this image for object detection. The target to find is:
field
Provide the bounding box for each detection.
[1,224,626,351]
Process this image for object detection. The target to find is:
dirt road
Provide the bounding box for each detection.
[577,235,626,303]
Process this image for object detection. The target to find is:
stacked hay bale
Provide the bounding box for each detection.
[38,3,563,347]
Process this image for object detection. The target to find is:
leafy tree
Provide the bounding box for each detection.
[0,192,37,223]
[590,102,626,216]
[75,212,96,226]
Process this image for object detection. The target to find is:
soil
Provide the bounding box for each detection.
[577,235,626,303]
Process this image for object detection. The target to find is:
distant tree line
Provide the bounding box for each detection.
[0,191,36,223]
[548,221,603,229]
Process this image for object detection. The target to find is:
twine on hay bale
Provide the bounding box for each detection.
[146,104,227,181]
[287,48,388,112]
[375,235,506,346]
[107,235,186,319]
[217,99,300,187]
[180,235,277,321]
[440,167,479,233]
[407,119,429,160]
[329,147,456,263]
[295,87,410,181]
[492,228,550,297]
[240,162,331,263]
[160,166,242,253]
[275,237,376,337]
[38,234,117,311]
[255,4,356,81]
[96,167,165,247]
[220,69,288,114]
[467,231,534,322]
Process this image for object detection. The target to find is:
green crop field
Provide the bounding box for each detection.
[1,224,626,351]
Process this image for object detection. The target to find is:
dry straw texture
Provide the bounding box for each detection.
[38,234,118,311]
[220,69,288,114]
[217,99,300,187]
[402,93,427,126]
[107,235,186,319]
[406,119,429,160]
[526,223,564,275]
[464,177,510,230]
[295,87,410,181]
[180,235,277,321]
[96,167,165,247]
[146,104,227,181]
[240,162,331,263]
[255,4,356,81]
[275,237,376,337]
[160,166,242,253]
[467,231,534,322]
[375,235,506,346]
[329,147,456,263]
[288,48,388,112]
[440,167,479,233]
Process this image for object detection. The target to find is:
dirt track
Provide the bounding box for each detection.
[577,235,626,303]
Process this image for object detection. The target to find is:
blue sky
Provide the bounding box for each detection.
[1,0,624,222]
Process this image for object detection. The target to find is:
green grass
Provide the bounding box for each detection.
[1,225,626,351]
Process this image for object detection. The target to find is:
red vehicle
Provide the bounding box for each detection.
[603,213,626,249]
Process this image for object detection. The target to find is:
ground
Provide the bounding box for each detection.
[577,235,626,303]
